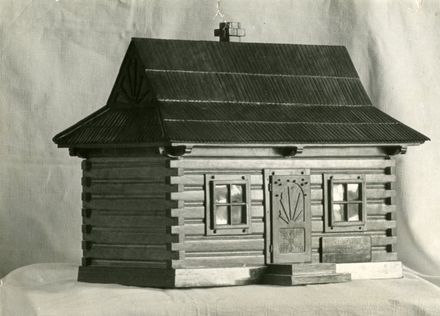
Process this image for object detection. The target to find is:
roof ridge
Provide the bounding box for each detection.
[145,68,359,80]
[132,37,347,48]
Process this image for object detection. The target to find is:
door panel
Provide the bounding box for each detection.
[271,175,311,263]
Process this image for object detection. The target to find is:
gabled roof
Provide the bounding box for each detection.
[53,38,429,147]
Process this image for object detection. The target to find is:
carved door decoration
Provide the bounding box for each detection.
[271,175,311,263]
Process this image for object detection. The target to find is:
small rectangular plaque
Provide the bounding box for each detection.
[321,236,371,263]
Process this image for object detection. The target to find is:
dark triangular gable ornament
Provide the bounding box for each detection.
[107,42,154,108]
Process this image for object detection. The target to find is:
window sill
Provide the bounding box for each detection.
[206,226,251,236]
[325,225,366,233]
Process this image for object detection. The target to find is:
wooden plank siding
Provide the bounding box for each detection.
[169,154,398,268]
[81,155,183,270]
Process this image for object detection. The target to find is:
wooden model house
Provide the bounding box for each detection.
[53,26,429,288]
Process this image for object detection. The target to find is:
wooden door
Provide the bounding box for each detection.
[270,175,312,263]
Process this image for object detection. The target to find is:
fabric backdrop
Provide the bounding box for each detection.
[1,0,439,283]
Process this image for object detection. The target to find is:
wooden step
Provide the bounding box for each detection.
[266,263,336,275]
[261,272,351,286]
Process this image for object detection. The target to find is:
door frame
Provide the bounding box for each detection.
[263,168,311,264]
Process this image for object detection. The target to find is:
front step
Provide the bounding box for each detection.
[266,263,337,275]
[261,263,351,286]
[261,272,351,286]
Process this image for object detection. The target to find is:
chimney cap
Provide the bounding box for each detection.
[214,22,246,42]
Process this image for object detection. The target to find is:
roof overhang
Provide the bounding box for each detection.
[169,142,423,148]
[65,142,421,158]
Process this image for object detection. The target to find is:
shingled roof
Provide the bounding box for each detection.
[53,38,429,147]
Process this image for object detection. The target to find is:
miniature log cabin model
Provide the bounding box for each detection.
[53,21,429,288]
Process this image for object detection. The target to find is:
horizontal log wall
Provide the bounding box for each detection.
[81,155,182,270]
[169,150,397,268]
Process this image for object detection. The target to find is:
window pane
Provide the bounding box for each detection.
[215,185,228,203]
[231,185,244,203]
[347,183,361,201]
[231,205,246,225]
[333,204,346,222]
[333,184,345,202]
[348,204,361,221]
[215,205,229,225]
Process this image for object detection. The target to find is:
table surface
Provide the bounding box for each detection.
[1,263,440,316]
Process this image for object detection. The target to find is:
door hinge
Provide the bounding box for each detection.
[269,244,273,253]
[268,183,273,191]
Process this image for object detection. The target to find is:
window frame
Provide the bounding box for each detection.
[323,174,367,232]
[205,174,252,236]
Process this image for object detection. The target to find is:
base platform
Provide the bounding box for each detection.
[78,261,402,288]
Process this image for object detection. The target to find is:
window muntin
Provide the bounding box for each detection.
[205,175,251,235]
[331,182,363,223]
[214,183,247,226]
[324,174,366,232]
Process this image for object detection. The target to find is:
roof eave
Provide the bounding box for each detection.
[55,140,427,149]
[169,141,426,148]
[57,142,170,149]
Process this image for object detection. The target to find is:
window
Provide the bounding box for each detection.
[323,174,366,232]
[205,175,251,235]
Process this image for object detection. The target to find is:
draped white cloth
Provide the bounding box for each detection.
[1,263,440,316]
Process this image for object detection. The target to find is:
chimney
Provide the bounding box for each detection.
[214,22,246,42]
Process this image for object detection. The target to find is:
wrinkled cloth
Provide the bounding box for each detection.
[1,263,440,316]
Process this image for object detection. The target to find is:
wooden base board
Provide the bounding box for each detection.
[78,266,266,288]
[78,262,402,288]
[78,266,176,288]
[335,261,403,280]
[175,266,266,288]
